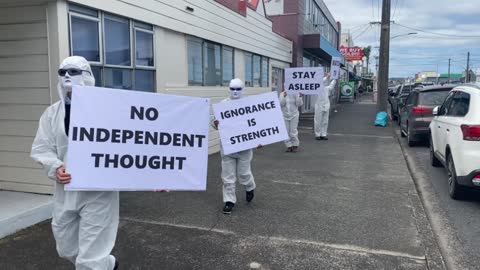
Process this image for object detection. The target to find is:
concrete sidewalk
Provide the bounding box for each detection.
[0,101,444,270]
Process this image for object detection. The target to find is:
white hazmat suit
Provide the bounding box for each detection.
[314,77,337,138]
[279,91,303,149]
[31,56,119,270]
[215,79,256,205]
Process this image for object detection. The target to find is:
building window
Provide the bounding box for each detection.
[188,38,203,86]
[245,53,253,87]
[222,47,234,86]
[204,41,222,86]
[69,4,155,92]
[187,37,234,86]
[245,53,269,87]
[261,57,269,87]
[70,16,100,62]
[253,54,261,87]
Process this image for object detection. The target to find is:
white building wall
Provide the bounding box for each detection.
[0,3,54,194]
[70,0,292,63]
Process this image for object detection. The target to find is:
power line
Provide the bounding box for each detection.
[354,25,372,40]
[394,23,480,38]
[392,0,399,20]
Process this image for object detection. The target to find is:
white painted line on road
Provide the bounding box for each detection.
[328,133,394,139]
[271,180,319,187]
[122,217,426,262]
[120,217,236,235]
[265,236,426,261]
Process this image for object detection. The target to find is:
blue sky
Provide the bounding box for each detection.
[322,0,480,78]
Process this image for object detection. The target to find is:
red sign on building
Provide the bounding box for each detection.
[340,46,363,61]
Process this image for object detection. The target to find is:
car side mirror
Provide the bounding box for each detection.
[433,106,439,116]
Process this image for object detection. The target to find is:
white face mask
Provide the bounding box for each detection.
[229,88,243,99]
[60,70,84,103]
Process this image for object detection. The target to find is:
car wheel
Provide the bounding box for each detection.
[447,153,463,200]
[407,125,415,147]
[429,136,442,167]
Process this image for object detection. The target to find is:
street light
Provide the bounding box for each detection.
[390,32,417,40]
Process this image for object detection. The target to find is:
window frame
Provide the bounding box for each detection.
[134,27,156,69]
[69,12,103,65]
[222,45,235,86]
[187,37,235,87]
[69,4,156,92]
[102,12,134,68]
[203,40,222,87]
[245,52,269,88]
[187,37,204,86]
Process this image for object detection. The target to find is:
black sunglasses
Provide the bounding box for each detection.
[58,68,91,77]
[230,87,242,91]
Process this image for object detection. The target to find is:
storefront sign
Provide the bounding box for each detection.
[340,46,363,61]
[213,92,288,155]
[331,57,342,80]
[284,67,325,95]
[66,86,210,191]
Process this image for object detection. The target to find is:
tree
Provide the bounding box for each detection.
[363,46,372,74]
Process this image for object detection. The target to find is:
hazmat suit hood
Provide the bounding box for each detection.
[229,78,244,100]
[57,56,95,105]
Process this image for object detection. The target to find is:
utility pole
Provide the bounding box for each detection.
[448,58,451,83]
[376,0,391,112]
[466,52,470,83]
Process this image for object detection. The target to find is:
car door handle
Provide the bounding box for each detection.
[438,126,441,128]
[447,129,450,132]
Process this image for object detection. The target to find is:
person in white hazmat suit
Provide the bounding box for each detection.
[314,73,337,140]
[213,78,260,214]
[279,90,303,152]
[31,56,119,270]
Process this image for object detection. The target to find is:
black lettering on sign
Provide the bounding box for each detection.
[130,106,159,121]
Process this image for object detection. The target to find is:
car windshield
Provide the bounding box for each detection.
[419,90,451,106]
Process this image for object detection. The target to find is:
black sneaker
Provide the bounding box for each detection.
[315,137,322,140]
[114,260,119,270]
[246,190,255,203]
[223,202,234,214]
[292,146,298,152]
[321,136,329,140]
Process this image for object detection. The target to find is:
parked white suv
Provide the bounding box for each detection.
[429,83,480,199]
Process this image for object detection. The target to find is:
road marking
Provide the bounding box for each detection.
[265,236,426,261]
[121,217,426,261]
[121,217,235,235]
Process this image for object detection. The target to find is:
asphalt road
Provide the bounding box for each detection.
[395,125,480,270]
[0,100,445,270]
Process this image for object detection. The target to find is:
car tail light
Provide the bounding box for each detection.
[461,125,480,141]
[472,174,480,186]
[411,106,430,116]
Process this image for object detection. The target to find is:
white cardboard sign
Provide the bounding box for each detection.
[65,86,210,191]
[331,57,342,80]
[213,92,288,155]
[284,67,324,95]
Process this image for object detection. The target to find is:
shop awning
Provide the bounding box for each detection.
[303,34,345,65]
